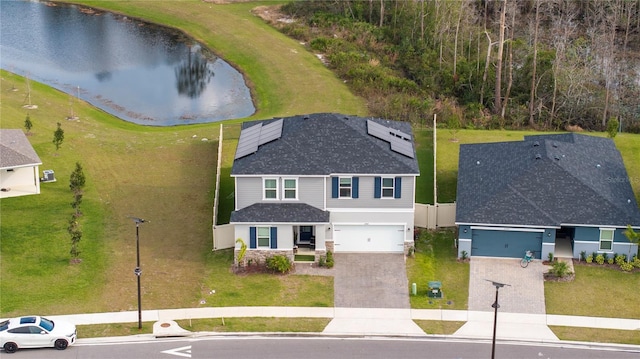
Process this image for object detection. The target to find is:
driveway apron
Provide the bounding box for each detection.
[333,253,410,309]
[468,257,548,314]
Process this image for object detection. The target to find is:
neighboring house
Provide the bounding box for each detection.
[230,113,420,263]
[456,133,640,260]
[0,129,43,199]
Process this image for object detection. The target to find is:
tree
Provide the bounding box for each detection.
[68,214,83,263]
[493,0,507,114]
[623,225,639,262]
[606,117,619,138]
[24,113,33,135]
[53,122,64,152]
[70,162,86,216]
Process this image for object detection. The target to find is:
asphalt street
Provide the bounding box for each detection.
[10,336,640,359]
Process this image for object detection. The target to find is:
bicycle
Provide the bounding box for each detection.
[520,250,534,268]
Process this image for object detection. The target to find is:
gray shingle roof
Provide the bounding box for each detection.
[231,113,419,176]
[230,203,330,223]
[456,133,640,227]
[0,129,42,169]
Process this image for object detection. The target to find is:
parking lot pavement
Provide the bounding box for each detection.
[333,253,410,309]
[468,257,548,314]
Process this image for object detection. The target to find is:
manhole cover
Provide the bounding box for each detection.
[160,323,171,328]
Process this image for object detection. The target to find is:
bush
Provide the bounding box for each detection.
[620,262,634,272]
[266,255,292,274]
[595,254,605,265]
[607,257,614,265]
[633,257,640,268]
[547,252,554,262]
[461,250,468,260]
[579,251,586,262]
[550,261,571,278]
[615,254,626,266]
[586,255,593,263]
[325,250,334,268]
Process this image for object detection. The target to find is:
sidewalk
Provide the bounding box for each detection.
[41,306,640,341]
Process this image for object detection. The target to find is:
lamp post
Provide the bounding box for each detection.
[486,279,510,359]
[131,217,147,330]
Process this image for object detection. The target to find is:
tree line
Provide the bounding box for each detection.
[275,0,640,132]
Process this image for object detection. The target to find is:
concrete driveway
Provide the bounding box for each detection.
[333,253,409,309]
[468,257,548,314]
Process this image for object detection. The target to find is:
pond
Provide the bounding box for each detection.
[0,0,255,126]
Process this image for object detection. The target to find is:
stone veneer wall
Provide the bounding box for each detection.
[404,240,415,256]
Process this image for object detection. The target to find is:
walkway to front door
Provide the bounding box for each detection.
[333,253,409,309]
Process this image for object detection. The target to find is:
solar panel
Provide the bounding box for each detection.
[258,118,283,145]
[367,119,414,158]
[390,137,415,158]
[367,120,390,141]
[234,123,262,159]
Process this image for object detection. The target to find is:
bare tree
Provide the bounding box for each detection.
[494,0,507,114]
[528,0,541,127]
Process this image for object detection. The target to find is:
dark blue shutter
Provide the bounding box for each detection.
[331,177,339,198]
[352,177,359,198]
[374,177,381,198]
[249,227,257,248]
[270,227,278,249]
[394,177,402,199]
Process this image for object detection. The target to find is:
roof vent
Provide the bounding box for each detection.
[596,164,601,168]
[533,141,540,147]
[552,141,558,148]
[343,116,349,120]
[303,115,310,120]
[554,155,560,161]
[629,199,632,204]
[476,161,480,165]
[535,154,542,160]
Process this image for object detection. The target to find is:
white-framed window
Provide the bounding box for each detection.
[339,177,352,198]
[381,177,395,198]
[283,178,297,199]
[257,227,271,248]
[263,178,278,199]
[599,228,614,251]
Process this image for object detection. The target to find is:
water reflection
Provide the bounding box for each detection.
[0,0,254,125]
[175,45,215,99]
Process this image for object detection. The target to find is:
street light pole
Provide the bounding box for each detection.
[486,279,509,359]
[131,217,147,330]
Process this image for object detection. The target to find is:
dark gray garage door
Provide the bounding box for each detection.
[471,229,543,258]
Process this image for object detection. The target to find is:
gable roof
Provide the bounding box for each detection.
[0,129,42,169]
[456,133,640,227]
[231,113,419,176]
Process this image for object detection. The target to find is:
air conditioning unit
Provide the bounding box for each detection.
[42,170,55,182]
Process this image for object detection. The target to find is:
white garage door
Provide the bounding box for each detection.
[333,225,405,252]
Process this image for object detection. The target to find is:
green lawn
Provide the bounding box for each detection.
[407,229,469,310]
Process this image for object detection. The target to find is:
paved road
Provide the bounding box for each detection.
[13,336,640,359]
[333,253,409,308]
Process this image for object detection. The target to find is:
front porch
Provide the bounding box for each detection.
[554,236,573,258]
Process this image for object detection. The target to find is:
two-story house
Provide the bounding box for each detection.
[230,113,420,264]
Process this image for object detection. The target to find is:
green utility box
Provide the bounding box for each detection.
[427,281,442,298]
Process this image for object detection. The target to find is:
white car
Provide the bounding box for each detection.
[0,316,77,353]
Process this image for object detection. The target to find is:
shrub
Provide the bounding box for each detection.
[579,251,586,262]
[595,254,605,265]
[633,257,640,268]
[607,257,614,265]
[325,250,334,268]
[461,250,468,260]
[407,246,415,257]
[547,252,554,262]
[586,255,593,263]
[318,255,326,267]
[550,261,571,278]
[266,255,292,274]
[615,254,626,266]
[620,262,634,272]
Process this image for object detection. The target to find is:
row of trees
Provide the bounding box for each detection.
[277,0,640,132]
